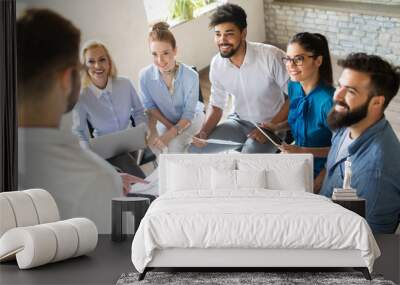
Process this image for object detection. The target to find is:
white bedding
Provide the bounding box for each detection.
[131,190,380,273]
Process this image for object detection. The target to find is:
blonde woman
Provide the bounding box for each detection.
[139,22,204,153]
[72,41,147,177]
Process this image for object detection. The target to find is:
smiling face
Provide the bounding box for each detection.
[285,42,321,83]
[327,68,373,129]
[150,40,177,73]
[214,22,245,58]
[84,46,111,89]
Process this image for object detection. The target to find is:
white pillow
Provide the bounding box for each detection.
[211,168,236,190]
[266,163,308,191]
[238,158,309,191]
[236,169,267,189]
[168,162,209,191]
[167,160,236,192]
[211,169,267,190]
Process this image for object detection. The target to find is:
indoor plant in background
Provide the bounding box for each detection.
[169,0,215,22]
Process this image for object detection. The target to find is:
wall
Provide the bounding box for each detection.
[263,0,400,64]
[343,0,400,4]
[16,0,150,84]
[173,0,266,70]
[17,0,265,83]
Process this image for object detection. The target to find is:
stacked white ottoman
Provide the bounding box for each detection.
[0,189,98,269]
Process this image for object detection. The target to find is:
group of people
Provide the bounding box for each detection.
[17,3,400,234]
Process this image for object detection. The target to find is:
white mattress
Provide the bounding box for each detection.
[131,190,380,273]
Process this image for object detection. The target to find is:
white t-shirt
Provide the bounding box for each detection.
[335,129,354,163]
[18,128,122,234]
[209,41,289,123]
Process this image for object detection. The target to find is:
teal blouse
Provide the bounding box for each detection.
[287,81,334,177]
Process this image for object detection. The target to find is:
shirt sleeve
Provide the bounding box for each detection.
[181,72,199,121]
[139,71,158,111]
[72,99,90,145]
[209,58,228,110]
[129,80,147,125]
[270,47,289,94]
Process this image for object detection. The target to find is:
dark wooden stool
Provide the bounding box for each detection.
[111,197,150,242]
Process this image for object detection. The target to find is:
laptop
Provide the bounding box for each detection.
[251,122,283,147]
[89,123,147,159]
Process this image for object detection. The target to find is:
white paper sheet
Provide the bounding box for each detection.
[129,169,159,196]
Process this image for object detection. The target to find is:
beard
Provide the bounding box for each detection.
[327,98,371,130]
[219,41,242,58]
[65,68,81,113]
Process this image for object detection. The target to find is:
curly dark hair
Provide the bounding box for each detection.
[209,3,247,31]
[289,32,333,87]
[338,53,400,110]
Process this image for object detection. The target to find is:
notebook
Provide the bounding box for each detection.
[89,123,147,159]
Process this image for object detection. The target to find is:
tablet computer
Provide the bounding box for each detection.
[89,123,147,159]
[251,122,283,147]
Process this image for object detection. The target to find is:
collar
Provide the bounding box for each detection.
[151,63,182,82]
[224,41,254,67]
[89,78,113,98]
[242,41,254,65]
[347,117,388,155]
[18,127,78,145]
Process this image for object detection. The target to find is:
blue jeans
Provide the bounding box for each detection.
[189,114,277,154]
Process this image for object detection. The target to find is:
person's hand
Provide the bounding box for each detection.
[260,122,277,131]
[278,143,303,154]
[150,128,176,151]
[120,173,149,195]
[248,128,267,144]
[146,130,158,146]
[191,131,208,148]
[191,136,208,148]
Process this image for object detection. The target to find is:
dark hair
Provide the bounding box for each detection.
[149,21,176,49]
[17,8,81,100]
[289,32,333,87]
[338,53,400,110]
[209,3,247,31]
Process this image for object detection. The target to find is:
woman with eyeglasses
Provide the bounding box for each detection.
[72,40,147,179]
[139,22,204,153]
[263,33,334,193]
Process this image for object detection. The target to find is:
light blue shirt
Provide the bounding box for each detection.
[320,118,400,234]
[139,63,204,124]
[72,77,146,143]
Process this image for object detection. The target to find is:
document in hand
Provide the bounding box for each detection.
[206,139,243,146]
[89,123,147,159]
[130,169,159,196]
[251,122,283,147]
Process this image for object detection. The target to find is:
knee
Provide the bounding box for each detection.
[241,138,276,153]
[167,138,187,154]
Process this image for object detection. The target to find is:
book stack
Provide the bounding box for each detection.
[332,188,358,200]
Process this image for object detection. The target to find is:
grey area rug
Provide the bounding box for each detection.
[117,272,396,285]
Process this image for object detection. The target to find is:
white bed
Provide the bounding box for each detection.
[131,154,380,280]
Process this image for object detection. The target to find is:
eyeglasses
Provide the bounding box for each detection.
[282,55,316,66]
